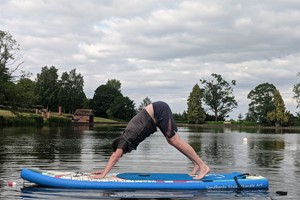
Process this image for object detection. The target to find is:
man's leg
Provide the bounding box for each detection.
[167,133,210,179]
[190,161,199,176]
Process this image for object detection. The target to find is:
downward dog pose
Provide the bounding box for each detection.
[92,101,210,179]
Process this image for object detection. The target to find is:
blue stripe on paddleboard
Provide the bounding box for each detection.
[117,173,193,180]
[116,172,243,181]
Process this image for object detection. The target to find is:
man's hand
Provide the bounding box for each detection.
[90,170,105,179]
[91,169,104,175]
[90,148,124,179]
[90,174,106,179]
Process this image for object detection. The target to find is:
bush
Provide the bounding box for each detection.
[238,121,258,126]
[0,116,12,125]
[30,114,44,126]
[0,114,43,126]
[0,112,71,127]
[11,115,36,126]
[46,116,72,126]
[206,121,224,125]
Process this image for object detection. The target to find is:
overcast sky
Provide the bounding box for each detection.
[1,0,300,119]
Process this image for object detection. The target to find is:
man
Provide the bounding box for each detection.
[92,101,210,179]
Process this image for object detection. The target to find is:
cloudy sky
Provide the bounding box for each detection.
[1,0,300,118]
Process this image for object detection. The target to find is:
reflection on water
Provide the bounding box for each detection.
[19,186,270,199]
[0,125,299,199]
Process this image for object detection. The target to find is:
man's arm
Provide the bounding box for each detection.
[91,148,123,179]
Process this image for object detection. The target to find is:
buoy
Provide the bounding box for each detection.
[7,181,17,187]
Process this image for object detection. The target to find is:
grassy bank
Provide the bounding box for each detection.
[0,109,117,126]
[2,109,299,130]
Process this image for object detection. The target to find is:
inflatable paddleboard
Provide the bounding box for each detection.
[21,168,269,190]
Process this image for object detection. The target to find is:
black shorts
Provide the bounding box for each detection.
[153,101,177,138]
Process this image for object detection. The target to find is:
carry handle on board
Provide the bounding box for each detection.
[234,173,249,191]
[139,174,151,177]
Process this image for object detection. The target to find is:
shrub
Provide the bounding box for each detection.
[30,114,44,126]
[0,116,11,125]
[46,116,72,126]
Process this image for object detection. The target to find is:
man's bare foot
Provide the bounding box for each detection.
[189,164,200,176]
[193,166,210,179]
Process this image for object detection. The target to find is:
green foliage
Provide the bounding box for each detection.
[91,80,136,120]
[13,115,35,126]
[205,121,224,125]
[173,111,188,123]
[106,79,121,91]
[0,30,20,75]
[289,113,300,126]
[46,116,72,126]
[15,77,38,108]
[200,73,237,121]
[0,115,11,125]
[293,72,300,108]
[138,97,152,111]
[0,30,21,108]
[238,113,243,121]
[0,114,44,126]
[30,114,44,125]
[35,66,59,111]
[236,121,258,126]
[247,83,276,125]
[107,96,136,121]
[205,113,224,121]
[187,84,205,124]
[267,90,290,126]
[0,81,18,109]
[91,84,122,117]
[58,69,87,113]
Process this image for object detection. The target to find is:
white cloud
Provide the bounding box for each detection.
[0,0,300,117]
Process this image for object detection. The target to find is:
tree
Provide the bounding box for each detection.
[58,69,87,113]
[187,84,205,124]
[15,77,37,108]
[106,79,121,92]
[92,79,136,120]
[293,72,300,108]
[138,97,152,111]
[0,30,22,78]
[107,95,136,120]
[267,90,290,126]
[35,66,59,111]
[200,73,237,121]
[173,111,188,122]
[91,84,122,117]
[247,83,276,124]
[0,30,21,106]
[238,113,243,120]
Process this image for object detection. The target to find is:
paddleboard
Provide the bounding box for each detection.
[21,168,269,190]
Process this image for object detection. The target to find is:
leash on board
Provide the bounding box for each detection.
[233,173,288,199]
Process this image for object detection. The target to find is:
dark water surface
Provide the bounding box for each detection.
[0,125,299,199]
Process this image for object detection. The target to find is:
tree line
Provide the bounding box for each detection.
[1,30,300,125]
[187,75,300,126]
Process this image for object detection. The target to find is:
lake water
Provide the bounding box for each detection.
[0,125,299,199]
